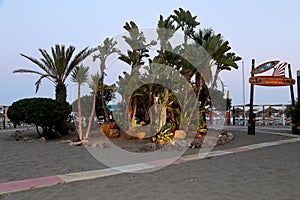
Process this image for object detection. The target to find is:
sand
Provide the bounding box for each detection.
[0,126,300,199]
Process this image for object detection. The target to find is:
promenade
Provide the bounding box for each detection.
[0,126,299,200]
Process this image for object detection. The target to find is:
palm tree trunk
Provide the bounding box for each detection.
[100,76,110,122]
[55,83,69,135]
[186,81,202,132]
[128,101,132,129]
[77,84,83,140]
[55,83,67,102]
[211,68,221,90]
[85,90,97,139]
[99,63,110,122]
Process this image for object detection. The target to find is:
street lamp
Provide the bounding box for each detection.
[242,60,246,126]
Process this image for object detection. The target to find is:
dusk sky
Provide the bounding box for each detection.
[0,0,299,107]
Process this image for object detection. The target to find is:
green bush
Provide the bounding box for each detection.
[7,98,71,138]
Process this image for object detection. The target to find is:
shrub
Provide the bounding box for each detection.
[7,98,71,138]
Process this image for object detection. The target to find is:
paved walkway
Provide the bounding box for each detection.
[1,127,299,195]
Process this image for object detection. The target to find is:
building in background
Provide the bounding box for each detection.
[0,105,9,129]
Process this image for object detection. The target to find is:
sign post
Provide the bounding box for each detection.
[297,70,300,134]
[248,59,255,135]
[248,59,296,135]
[288,64,296,134]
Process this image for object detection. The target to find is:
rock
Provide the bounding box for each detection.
[109,129,120,138]
[100,123,111,136]
[10,132,18,138]
[69,141,82,146]
[174,130,186,139]
[84,139,110,148]
[217,134,229,145]
[15,134,23,141]
[125,128,146,140]
[190,138,203,149]
[60,140,72,144]
[175,139,189,151]
[135,131,146,140]
[107,122,118,129]
[227,132,234,140]
[220,130,228,135]
[37,137,47,143]
[100,122,118,136]
[81,140,89,146]
[144,143,157,152]
[10,132,23,141]
[124,133,135,140]
[161,142,174,151]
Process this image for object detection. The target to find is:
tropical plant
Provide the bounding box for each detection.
[285,99,298,119]
[85,72,101,139]
[71,65,89,140]
[151,123,173,144]
[171,7,200,43]
[13,44,95,102]
[93,38,120,122]
[7,98,71,138]
[114,8,241,142]
[118,21,157,128]
[192,29,242,88]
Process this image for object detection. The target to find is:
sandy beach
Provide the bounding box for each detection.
[0,126,300,199]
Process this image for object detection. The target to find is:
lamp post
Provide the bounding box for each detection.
[242,60,246,126]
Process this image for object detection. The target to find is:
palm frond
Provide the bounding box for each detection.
[34,74,52,93]
[71,65,90,84]
[39,49,55,72]
[13,69,45,76]
[64,47,95,82]
[20,53,50,74]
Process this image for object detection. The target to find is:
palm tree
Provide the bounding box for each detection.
[119,21,157,71]
[118,21,156,127]
[85,72,101,139]
[13,44,95,102]
[93,38,120,122]
[170,8,203,130]
[192,30,241,88]
[171,8,200,44]
[71,65,89,140]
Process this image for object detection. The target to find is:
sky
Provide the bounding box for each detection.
[0,0,299,107]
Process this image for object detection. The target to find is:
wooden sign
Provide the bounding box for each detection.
[249,76,295,86]
[251,60,279,74]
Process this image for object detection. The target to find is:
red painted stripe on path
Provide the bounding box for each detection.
[223,147,250,153]
[0,176,64,194]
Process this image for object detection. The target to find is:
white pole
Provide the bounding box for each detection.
[242,60,246,126]
[282,104,285,126]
